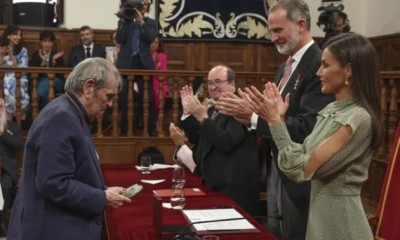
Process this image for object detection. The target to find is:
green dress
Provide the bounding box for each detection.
[270,98,373,240]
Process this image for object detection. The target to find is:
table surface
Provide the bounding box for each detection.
[102,163,277,240]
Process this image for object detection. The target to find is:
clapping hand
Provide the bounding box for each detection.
[244,82,290,126]
[216,89,253,125]
[180,85,194,115]
[52,51,64,61]
[169,123,186,147]
[180,85,209,122]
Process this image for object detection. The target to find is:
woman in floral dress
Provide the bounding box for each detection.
[0,25,29,118]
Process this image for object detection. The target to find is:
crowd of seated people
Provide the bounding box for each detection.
[0,24,171,134]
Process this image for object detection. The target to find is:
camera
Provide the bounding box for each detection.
[117,0,144,20]
[317,1,344,40]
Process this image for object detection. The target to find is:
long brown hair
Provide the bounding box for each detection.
[323,33,382,148]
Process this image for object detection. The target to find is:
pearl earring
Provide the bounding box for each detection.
[345,76,350,85]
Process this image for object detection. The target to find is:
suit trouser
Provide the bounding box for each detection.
[266,155,307,240]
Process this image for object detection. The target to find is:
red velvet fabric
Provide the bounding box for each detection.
[102,163,276,240]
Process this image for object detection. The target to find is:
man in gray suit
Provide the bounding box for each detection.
[0,97,25,237]
[217,0,334,239]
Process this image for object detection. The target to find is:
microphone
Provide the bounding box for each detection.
[172,214,283,240]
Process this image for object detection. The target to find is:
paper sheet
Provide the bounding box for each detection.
[140,179,166,184]
[135,164,180,171]
[182,209,256,231]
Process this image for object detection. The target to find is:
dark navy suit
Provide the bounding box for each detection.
[8,94,106,240]
[68,43,106,68]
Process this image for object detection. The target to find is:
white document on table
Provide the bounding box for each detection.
[182,208,256,231]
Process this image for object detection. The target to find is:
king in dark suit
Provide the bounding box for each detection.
[68,25,106,68]
[216,1,335,239]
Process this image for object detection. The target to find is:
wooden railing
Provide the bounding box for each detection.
[0,67,274,137]
[375,71,400,161]
[0,68,399,152]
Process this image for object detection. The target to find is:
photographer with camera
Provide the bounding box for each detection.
[317,3,351,41]
[116,0,158,136]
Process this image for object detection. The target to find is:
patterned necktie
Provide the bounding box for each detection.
[131,22,140,55]
[86,47,91,58]
[278,56,295,91]
[211,109,219,120]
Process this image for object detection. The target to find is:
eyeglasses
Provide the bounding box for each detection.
[207,80,228,87]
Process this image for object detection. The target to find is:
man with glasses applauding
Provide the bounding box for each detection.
[178,65,261,216]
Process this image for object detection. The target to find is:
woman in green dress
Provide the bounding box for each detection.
[246,33,382,239]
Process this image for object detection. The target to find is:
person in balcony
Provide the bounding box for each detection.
[116,0,158,136]
[68,25,106,68]
[30,30,65,109]
[0,25,30,119]
[151,36,169,114]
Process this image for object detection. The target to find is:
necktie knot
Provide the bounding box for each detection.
[86,47,91,58]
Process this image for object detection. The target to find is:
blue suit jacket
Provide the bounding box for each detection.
[68,43,106,67]
[8,94,107,240]
[116,17,157,70]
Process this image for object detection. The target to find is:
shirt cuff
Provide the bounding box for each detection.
[250,112,258,129]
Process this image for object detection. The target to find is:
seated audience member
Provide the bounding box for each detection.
[0,98,25,237]
[151,36,169,114]
[180,65,261,216]
[245,33,381,239]
[68,25,106,68]
[30,30,65,109]
[106,30,120,66]
[0,25,30,119]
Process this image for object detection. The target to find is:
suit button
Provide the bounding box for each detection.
[96,219,102,225]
